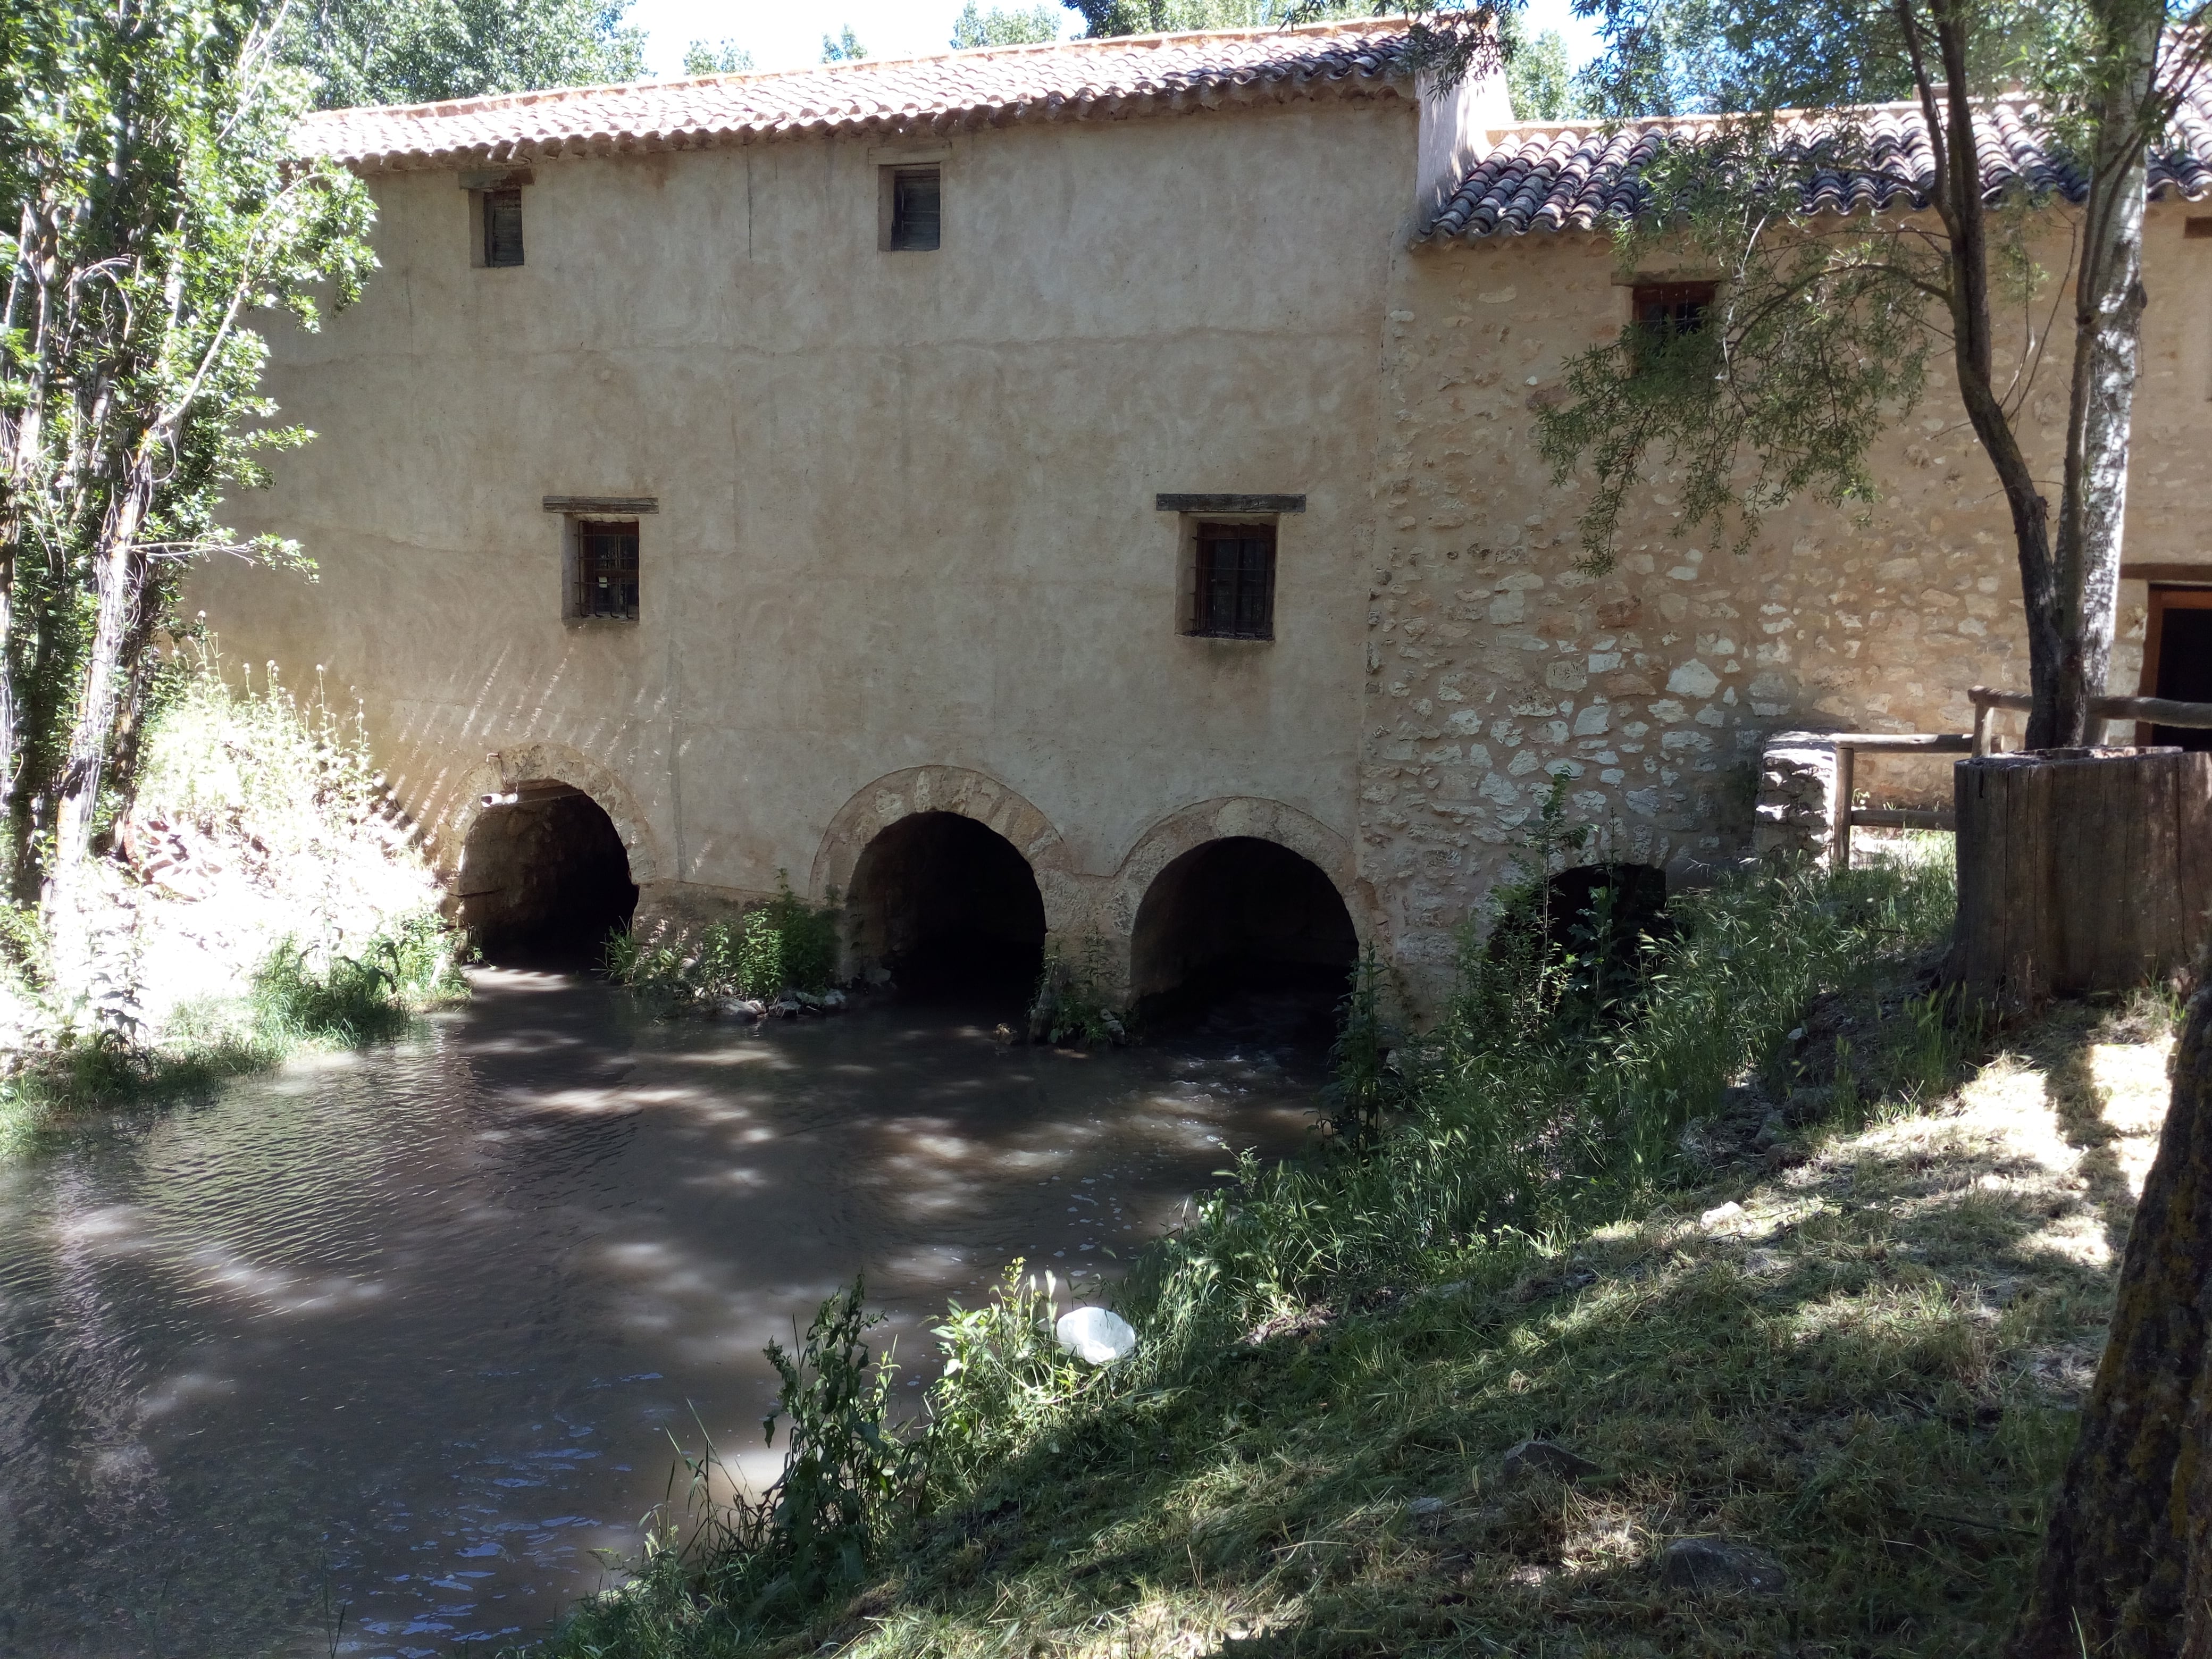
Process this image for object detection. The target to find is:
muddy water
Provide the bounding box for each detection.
[0,970,1325,1657]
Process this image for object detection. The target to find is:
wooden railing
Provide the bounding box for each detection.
[1828,732,1971,866]
[1968,685,2212,753]
[1819,688,2212,866]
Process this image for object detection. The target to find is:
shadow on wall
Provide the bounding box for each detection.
[848,811,1047,998]
[1132,836,1358,1019]
[457,782,639,965]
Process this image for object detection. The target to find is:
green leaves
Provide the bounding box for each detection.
[1,0,376,898]
[1539,135,1938,567]
[282,0,649,110]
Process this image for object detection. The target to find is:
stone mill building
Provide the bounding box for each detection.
[198,20,2212,1009]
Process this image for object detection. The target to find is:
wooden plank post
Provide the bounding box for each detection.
[1830,741,1856,870]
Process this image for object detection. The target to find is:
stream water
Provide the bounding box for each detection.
[0,969,1327,1656]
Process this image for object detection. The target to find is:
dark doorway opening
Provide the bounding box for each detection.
[1130,837,1358,1029]
[457,784,638,966]
[2143,585,2212,750]
[849,811,1047,999]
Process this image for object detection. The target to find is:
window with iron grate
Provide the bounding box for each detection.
[1187,521,1277,640]
[1631,280,1715,339]
[574,521,639,621]
[483,188,525,267]
[889,167,941,251]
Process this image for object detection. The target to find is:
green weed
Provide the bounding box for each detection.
[1028,936,1124,1047]
[250,912,465,1045]
[607,880,843,1012]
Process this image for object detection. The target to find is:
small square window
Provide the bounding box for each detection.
[573,520,638,620]
[483,187,525,267]
[1187,521,1276,640]
[889,167,941,252]
[1631,280,1715,340]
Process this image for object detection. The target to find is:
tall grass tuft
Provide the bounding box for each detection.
[250,912,466,1046]
[607,880,842,1011]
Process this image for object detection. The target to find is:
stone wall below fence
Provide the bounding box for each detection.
[1753,733,1843,865]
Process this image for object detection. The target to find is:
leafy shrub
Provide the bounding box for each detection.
[544,1280,921,1649]
[1321,946,1403,1142]
[606,880,843,1011]
[927,1261,1099,1484]
[1027,935,1124,1046]
[251,912,464,1045]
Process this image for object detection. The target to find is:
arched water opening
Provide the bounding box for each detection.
[848,811,1046,997]
[1130,836,1358,1017]
[457,782,639,964]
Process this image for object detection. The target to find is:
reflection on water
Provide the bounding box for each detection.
[0,969,1323,1656]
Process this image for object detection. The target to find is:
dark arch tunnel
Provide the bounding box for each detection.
[849,811,1048,997]
[1130,836,1359,1016]
[457,782,638,964]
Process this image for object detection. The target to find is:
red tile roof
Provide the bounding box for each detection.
[1428,77,2212,239]
[299,21,1420,172]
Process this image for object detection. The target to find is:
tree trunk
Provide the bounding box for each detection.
[2009,966,2212,1657]
[2041,0,2161,749]
[42,479,149,970]
[1950,748,2212,1010]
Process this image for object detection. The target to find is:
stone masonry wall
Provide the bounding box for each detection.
[1362,206,2212,1008]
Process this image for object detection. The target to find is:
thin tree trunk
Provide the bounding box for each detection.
[43,469,150,965]
[2010,970,2212,1656]
[1899,3,2065,745]
[2045,0,2160,749]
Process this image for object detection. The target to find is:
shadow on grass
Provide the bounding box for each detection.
[750,1021,2152,1659]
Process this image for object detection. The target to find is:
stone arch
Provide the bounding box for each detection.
[1110,798,1371,1003]
[1103,797,1367,949]
[445,741,665,890]
[809,766,1085,942]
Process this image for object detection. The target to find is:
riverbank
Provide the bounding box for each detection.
[515,852,2175,1658]
[0,648,464,1157]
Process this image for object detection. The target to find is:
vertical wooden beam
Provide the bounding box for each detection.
[1831,741,1856,870]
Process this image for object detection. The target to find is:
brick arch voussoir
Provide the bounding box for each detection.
[1105,797,1370,949]
[447,742,664,887]
[809,766,1080,938]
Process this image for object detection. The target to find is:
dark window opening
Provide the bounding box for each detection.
[458,784,638,966]
[483,187,525,267]
[574,520,639,621]
[1632,280,1716,339]
[2143,585,2212,750]
[1130,836,1356,1029]
[890,167,941,252]
[848,811,1045,1001]
[1187,521,1277,640]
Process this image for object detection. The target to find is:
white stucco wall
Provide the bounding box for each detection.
[200,92,1422,959]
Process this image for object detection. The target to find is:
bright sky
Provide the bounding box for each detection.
[629,1,1602,78]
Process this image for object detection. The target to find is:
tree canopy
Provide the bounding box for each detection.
[1,0,374,940]
[284,0,646,108]
[951,3,1066,46]
[682,38,754,76]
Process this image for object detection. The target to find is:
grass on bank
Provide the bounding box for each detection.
[0,646,465,1155]
[507,843,2174,1658]
[606,881,843,1011]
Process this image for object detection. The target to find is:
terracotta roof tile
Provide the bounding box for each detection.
[300,21,1419,171]
[1428,76,2212,239]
